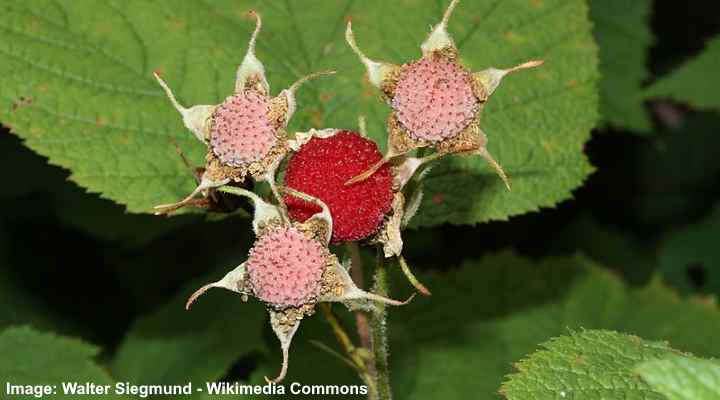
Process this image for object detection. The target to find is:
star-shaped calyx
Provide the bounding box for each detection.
[152,11,334,214]
[344,0,543,189]
[184,185,413,383]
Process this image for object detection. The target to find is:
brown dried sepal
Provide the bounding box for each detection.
[295,217,331,245]
[319,254,345,299]
[268,96,290,129]
[203,135,289,183]
[379,66,402,100]
[372,192,405,258]
[273,304,315,334]
[242,75,269,97]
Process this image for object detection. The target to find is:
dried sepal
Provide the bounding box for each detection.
[474,137,511,191]
[319,257,414,309]
[420,0,460,55]
[235,11,269,94]
[392,152,443,189]
[398,255,432,296]
[154,173,230,215]
[279,70,336,127]
[357,115,369,137]
[153,72,215,143]
[401,165,433,228]
[216,186,282,234]
[402,182,424,228]
[473,60,544,100]
[375,192,405,258]
[345,20,399,89]
[289,128,340,152]
[185,263,249,310]
[267,310,302,383]
[281,187,333,246]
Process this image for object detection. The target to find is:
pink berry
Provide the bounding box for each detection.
[210,92,277,167]
[392,57,478,142]
[246,226,326,308]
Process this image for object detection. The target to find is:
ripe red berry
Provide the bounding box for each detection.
[284,131,394,242]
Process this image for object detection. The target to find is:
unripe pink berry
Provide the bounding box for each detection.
[246,226,326,308]
[392,57,478,142]
[210,92,278,167]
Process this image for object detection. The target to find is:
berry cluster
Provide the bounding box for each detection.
[155,0,541,383]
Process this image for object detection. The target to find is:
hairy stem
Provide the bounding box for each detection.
[347,242,373,351]
[370,249,393,400]
[318,304,377,396]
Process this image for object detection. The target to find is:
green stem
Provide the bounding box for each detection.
[370,250,393,400]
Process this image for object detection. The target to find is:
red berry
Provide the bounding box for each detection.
[284,131,394,242]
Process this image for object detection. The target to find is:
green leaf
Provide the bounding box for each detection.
[646,35,720,110]
[637,354,720,400]
[0,0,598,226]
[0,326,128,399]
[385,251,720,399]
[658,204,720,298]
[500,330,679,399]
[590,0,653,132]
[111,266,267,396]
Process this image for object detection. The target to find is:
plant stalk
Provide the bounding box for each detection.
[318,304,377,396]
[370,249,393,400]
[347,242,373,352]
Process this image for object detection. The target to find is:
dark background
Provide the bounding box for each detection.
[0,0,719,379]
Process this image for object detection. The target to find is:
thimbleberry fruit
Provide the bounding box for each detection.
[345,0,543,188]
[153,11,333,214]
[392,57,478,142]
[185,187,410,383]
[246,226,327,308]
[210,92,278,166]
[284,131,394,243]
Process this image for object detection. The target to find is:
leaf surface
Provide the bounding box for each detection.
[0,0,598,226]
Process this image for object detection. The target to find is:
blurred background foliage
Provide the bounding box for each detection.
[0,0,719,399]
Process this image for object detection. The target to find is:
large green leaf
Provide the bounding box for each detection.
[590,0,653,132]
[385,252,720,399]
[637,354,720,400]
[500,330,680,399]
[0,0,598,226]
[228,251,720,399]
[646,35,720,110]
[0,326,128,399]
[111,266,268,398]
